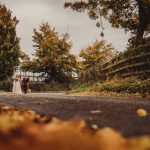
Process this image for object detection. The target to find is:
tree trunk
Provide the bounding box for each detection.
[135,0,150,46]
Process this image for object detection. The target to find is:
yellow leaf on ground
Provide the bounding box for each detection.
[136,108,148,117]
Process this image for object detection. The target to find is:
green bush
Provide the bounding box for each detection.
[0,81,13,92]
[0,81,69,92]
[29,82,52,92]
[29,82,69,92]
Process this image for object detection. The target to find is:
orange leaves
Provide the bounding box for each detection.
[29,22,78,82]
[79,40,117,70]
[23,21,73,82]
[0,105,150,150]
[137,109,148,118]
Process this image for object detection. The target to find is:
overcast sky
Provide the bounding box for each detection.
[1,0,129,56]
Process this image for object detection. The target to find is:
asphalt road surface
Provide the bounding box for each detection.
[0,92,150,137]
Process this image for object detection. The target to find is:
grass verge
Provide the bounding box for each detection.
[70,77,150,98]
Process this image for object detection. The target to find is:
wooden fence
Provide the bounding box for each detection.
[102,42,150,79]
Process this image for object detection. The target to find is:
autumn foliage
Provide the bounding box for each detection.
[21,23,77,84]
[79,40,117,70]
[0,105,150,150]
[65,0,150,46]
[77,40,117,82]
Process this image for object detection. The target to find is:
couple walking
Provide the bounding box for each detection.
[12,75,29,94]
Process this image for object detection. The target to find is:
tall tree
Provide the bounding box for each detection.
[0,4,21,80]
[79,40,117,70]
[23,23,77,83]
[64,0,150,46]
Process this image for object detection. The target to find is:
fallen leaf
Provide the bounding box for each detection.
[90,110,101,114]
[137,108,148,117]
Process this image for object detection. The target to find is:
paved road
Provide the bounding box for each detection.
[0,92,150,137]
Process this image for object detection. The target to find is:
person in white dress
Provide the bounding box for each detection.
[12,75,22,94]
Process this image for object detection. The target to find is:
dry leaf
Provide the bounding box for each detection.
[136,108,148,117]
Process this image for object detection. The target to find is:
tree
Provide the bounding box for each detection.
[23,23,77,83]
[20,51,32,72]
[79,40,117,70]
[64,0,150,46]
[0,4,21,80]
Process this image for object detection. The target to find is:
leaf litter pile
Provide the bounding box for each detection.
[0,105,150,150]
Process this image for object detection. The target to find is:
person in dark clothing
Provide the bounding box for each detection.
[22,76,29,94]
